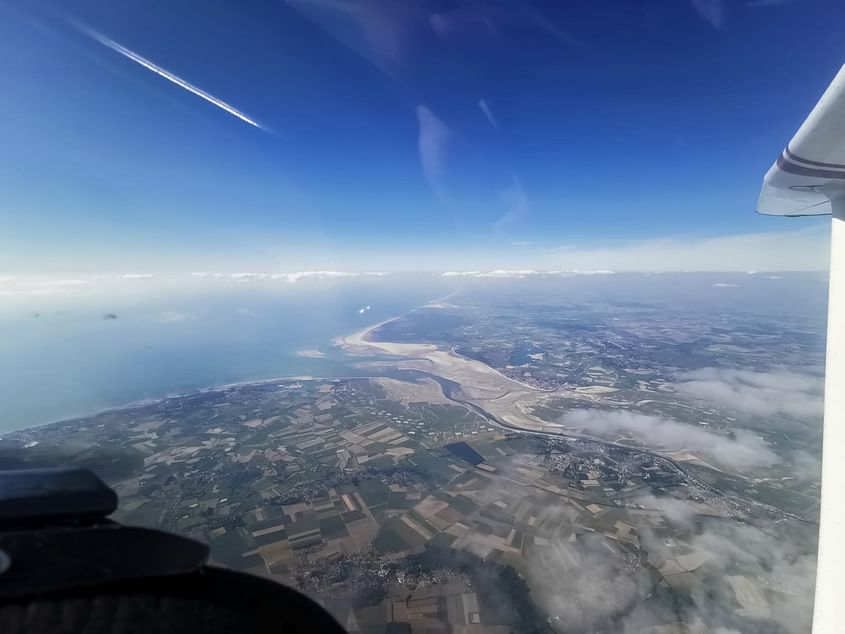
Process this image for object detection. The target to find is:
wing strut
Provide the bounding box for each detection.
[758,65,845,633]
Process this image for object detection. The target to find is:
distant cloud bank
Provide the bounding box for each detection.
[189,271,386,282]
[0,266,828,299]
[441,269,615,278]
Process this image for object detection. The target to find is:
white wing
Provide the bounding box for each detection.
[757,65,845,216]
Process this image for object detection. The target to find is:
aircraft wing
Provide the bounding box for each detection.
[757,65,845,216]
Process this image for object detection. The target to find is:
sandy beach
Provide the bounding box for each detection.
[335,312,567,436]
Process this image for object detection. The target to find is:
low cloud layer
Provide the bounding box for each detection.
[674,368,824,419]
[560,408,776,469]
[275,271,360,283]
[441,269,615,278]
[0,271,394,302]
[190,271,385,282]
[529,532,648,630]
[528,495,816,632]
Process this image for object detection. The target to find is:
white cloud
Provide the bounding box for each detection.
[481,269,537,278]
[272,271,358,283]
[674,368,824,419]
[560,408,776,469]
[186,270,383,283]
[542,226,829,272]
[712,282,739,287]
[228,272,268,280]
[122,273,154,279]
[659,518,815,632]
[627,493,706,525]
[528,532,648,630]
[442,270,534,278]
[440,269,615,278]
[272,271,386,282]
[529,495,816,632]
[444,270,478,277]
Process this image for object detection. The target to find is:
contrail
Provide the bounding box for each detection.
[78,24,264,130]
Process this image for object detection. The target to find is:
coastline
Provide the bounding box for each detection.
[7,290,543,437]
[336,307,550,395]
[333,305,562,436]
[3,375,313,435]
[333,290,460,353]
[5,294,454,435]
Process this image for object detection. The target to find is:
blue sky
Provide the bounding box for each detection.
[1,0,843,273]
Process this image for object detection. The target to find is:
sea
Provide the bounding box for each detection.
[0,276,455,432]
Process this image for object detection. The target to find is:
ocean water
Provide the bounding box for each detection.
[0,277,454,431]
